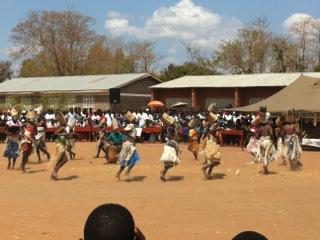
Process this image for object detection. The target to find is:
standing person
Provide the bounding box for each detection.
[252,106,276,174]
[275,111,303,169]
[187,117,200,160]
[20,110,37,173]
[94,119,108,158]
[160,126,181,182]
[50,111,69,180]
[35,111,50,163]
[3,108,21,170]
[201,106,222,144]
[65,116,77,160]
[200,133,221,180]
[116,124,140,181]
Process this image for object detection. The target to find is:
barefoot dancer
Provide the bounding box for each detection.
[35,112,50,163]
[50,111,69,180]
[116,124,140,181]
[275,111,303,169]
[3,108,21,170]
[252,107,276,175]
[20,110,36,173]
[94,119,108,158]
[160,126,181,182]
[65,119,77,160]
[187,116,201,160]
[200,134,221,180]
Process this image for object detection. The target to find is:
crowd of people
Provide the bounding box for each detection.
[1,106,258,144]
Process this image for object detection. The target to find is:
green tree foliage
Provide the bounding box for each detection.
[11,8,160,77]
[20,52,58,77]
[215,17,271,74]
[160,62,216,81]
[11,9,95,76]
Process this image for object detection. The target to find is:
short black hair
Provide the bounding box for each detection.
[84,203,135,240]
[232,231,268,240]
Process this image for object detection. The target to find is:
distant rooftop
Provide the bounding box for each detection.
[150,72,320,89]
[0,73,159,94]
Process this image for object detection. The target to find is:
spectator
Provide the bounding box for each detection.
[81,203,145,240]
[232,231,268,240]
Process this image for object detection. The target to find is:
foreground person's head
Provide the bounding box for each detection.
[83,203,144,240]
[232,231,268,240]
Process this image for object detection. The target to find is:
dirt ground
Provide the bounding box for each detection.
[0,142,319,240]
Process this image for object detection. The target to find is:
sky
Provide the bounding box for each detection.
[1,0,320,68]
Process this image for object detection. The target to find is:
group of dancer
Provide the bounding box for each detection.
[3,108,77,180]
[245,106,303,174]
[181,104,303,178]
[2,105,303,181]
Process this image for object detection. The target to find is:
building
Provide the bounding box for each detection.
[0,73,161,111]
[150,72,320,110]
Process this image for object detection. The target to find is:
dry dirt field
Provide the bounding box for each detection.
[0,142,319,240]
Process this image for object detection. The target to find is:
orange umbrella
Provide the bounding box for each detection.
[148,100,164,108]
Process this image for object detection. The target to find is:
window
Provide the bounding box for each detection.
[48,96,59,109]
[249,98,264,105]
[21,96,32,109]
[6,96,15,108]
[83,96,95,108]
[67,96,76,108]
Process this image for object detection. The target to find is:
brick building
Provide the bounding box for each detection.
[0,73,161,111]
[150,73,320,111]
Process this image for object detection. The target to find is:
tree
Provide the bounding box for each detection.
[270,36,300,72]
[183,43,216,72]
[288,15,313,71]
[20,51,58,77]
[215,40,247,74]
[310,18,320,67]
[127,41,159,72]
[84,35,113,75]
[216,17,271,74]
[0,61,13,82]
[160,62,216,81]
[11,9,95,76]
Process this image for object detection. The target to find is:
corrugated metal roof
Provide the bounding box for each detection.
[150,72,320,88]
[0,73,156,94]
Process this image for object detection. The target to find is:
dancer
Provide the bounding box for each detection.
[275,111,303,169]
[3,108,21,170]
[205,104,222,144]
[187,117,200,160]
[65,118,77,160]
[200,131,222,180]
[50,111,69,180]
[252,107,276,174]
[20,110,36,173]
[160,126,181,182]
[94,119,108,158]
[116,124,140,181]
[35,111,50,163]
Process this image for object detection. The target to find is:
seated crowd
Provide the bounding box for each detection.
[0,106,257,144]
